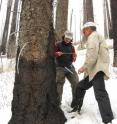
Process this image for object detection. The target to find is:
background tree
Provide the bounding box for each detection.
[83,0,94,24]
[55,0,69,40]
[103,0,112,39]
[103,0,108,39]
[7,0,20,58]
[8,0,66,124]
[0,0,2,11]
[110,0,117,67]
[79,0,94,49]
[0,0,13,55]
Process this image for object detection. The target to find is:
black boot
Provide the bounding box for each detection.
[69,105,81,114]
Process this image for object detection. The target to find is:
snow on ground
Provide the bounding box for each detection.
[0,49,117,124]
[0,71,14,124]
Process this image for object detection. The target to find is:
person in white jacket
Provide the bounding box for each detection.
[71,22,115,124]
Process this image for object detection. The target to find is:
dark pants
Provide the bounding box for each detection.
[56,65,79,104]
[71,71,113,123]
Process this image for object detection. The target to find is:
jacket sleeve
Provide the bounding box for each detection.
[72,47,77,62]
[83,34,99,69]
[54,41,61,57]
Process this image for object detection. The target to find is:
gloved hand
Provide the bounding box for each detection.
[56,51,63,56]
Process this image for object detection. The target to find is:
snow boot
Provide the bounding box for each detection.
[69,105,81,114]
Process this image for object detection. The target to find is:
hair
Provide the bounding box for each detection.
[90,26,96,31]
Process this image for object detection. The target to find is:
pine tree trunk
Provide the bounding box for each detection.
[105,0,113,38]
[0,0,13,55]
[7,0,20,59]
[103,0,108,39]
[8,0,66,124]
[83,0,94,24]
[55,0,68,40]
[82,0,94,45]
[110,0,117,67]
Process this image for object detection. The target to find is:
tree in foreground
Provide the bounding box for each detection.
[8,0,66,124]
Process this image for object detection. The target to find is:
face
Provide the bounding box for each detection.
[83,27,93,37]
[64,37,72,44]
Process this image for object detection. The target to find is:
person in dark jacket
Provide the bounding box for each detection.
[55,30,79,106]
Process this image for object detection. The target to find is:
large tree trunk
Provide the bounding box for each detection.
[0,0,13,55]
[55,0,68,40]
[83,0,94,24]
[7,0,20,59]
[8,0,66,124]
[110,0,117,67]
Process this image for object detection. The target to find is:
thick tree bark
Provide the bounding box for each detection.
[110,0,117,67]
[0,0,13,55]
[8,0,66,124]
[55,0,68,40]
[7,0,20,58]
